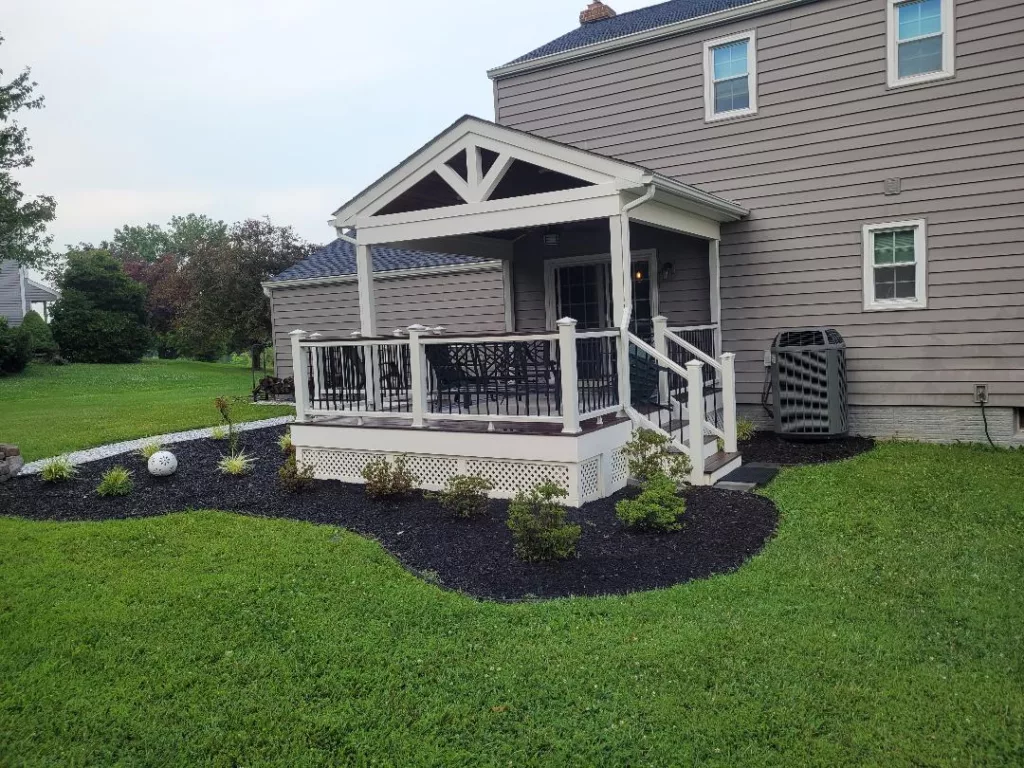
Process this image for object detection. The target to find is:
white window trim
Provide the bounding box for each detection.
[862,219,928,312]
[543,251,659,330]
[703,30,758,123]
[887,0,955,89]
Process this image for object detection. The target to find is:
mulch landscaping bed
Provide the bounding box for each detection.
[0,427,779,601]
[739,431,875,466]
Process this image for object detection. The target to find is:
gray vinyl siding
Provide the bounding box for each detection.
[495,0,1024,408]
[512,225,710,332]
[270,266,507,377]
[0,261,25,326]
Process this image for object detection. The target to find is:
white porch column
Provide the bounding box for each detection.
[289,329,309,422]
[652,315,669,406]
[721,352,738,454]
[356,243,378,338]
[686,359,705,485]
[708,239,723,360]
[407,325,428,428]
[557,317,581,435]
[609,214,632,413]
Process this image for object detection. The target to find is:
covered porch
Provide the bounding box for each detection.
[291,116,749,503]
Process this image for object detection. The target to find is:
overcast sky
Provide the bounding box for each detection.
[4,0,651,256]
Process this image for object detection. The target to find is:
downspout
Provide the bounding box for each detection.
[618,183,656,332]
[18,266,29,320]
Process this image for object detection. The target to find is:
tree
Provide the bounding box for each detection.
[50,251,150,363]
[0,35,56,269]
[19,309,56,357]
[0,317,31,375]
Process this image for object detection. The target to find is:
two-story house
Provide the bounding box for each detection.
[269,0,1023,504]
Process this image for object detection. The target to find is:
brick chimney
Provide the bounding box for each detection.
[580,1,616,24]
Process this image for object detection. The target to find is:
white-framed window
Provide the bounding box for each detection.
[862,219,928,311]
[703,31,758,122]
[887,0,955,88]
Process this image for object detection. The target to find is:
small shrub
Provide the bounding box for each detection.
[218,452,254,476]
[506,481,580,562]
[0,317,32,376]
[210,425,228,441]
[623,428,691,485]
[137,441,163,460]
[277,432,293,453]
[41,456,77,482]
[278,448,315,493]
[361,455,417,498]
[433,474,494,518]
[96,466,133,497]
[214,396,241,454]
[20,310,57,358]
[615,472,685,532]
[737,418,757,443]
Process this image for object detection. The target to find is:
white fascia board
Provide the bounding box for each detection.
[488,0,820,79]
[262,260,502,291]
[648,177,748,221]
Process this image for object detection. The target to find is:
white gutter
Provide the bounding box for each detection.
[18,266,28,319]
[488,0,819,79]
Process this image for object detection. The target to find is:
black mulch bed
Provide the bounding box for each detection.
[739,431,875,466]
[0,427,780,601]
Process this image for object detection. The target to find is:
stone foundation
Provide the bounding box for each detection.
[0,444,24,482]
[738,405,1024,448]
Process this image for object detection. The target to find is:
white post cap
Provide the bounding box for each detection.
[556,317,578,326]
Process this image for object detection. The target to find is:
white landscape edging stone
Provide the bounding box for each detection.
[20,416,295,475]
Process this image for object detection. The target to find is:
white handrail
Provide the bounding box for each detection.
[668,323,718,332]
[420,333,558,345]
[663,329,721,372]
[627,332,689,380]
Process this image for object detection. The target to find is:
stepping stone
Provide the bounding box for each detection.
[716,463,779,492]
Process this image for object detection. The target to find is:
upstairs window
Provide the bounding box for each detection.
[888,0,955,87]
[703,31,757,122]
[862,220,928,311]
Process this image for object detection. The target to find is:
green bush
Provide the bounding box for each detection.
[278,447,315,493]
[0,317,32,376]
[433,474,494,518]
[506,481,580,562]
[49,250,150,363]
[40,456,77,483]
[96,466,133,497]
[19,310,57,358]
[361,455,417,499]
[622,428,691,485]
[615,472,685,532]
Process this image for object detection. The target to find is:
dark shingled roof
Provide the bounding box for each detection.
[504,0,762,67]
[270,238,491,283]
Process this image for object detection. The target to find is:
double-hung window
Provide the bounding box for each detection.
[887,0,955,87]
[862,220,928,311]
[703,31,757,122]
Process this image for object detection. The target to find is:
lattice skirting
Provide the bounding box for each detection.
[297,447,627,507]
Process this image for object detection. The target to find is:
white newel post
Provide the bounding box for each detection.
[557,317,581,435]
[289,329,309,422]
[407,324,428,428]
[686,359,705,485]
[721,352,738,454]
[653,315,669,406]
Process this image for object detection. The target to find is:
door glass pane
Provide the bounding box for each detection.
[898,36,943,78]
[557,264,602,329]
[631,260,652,340]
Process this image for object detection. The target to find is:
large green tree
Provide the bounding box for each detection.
[50,251,150,363]
[0,35,55,268]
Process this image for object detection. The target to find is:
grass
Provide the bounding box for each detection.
[1,442,1022,765]
[0,360,292,461]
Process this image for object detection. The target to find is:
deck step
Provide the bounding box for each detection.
[703,451,743,484]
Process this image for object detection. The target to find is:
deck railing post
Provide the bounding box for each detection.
[407,324,428,428]
[653,315,669,407]
[289,329,309,422]
[557,317,581,435]
[721,352,738,453]
[686,359,705,485]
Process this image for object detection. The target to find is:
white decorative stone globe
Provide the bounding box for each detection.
[148,451,178,477]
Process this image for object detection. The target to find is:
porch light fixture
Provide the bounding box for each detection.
[659,262,675,282]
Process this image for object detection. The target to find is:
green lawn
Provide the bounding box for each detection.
[1,442,1022,766]
[0,360,293,461]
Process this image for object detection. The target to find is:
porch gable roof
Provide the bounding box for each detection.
[330,115,746,233]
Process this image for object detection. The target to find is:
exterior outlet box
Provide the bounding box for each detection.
[974,384,990,404]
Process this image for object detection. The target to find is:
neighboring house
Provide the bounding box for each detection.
[0,260,60,326]
[272,0,1023,505]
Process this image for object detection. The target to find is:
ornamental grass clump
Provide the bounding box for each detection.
[506,481,580,562]
[615,472,685,532]
[361,455,417,499]
[40,456,76,483]
[96,466,133,497]
[218,452,254,476]
[210,426,228,441]
[137,440,163,460]
[433,474,494,518]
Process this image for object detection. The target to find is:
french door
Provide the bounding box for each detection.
[552,258,654,339]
